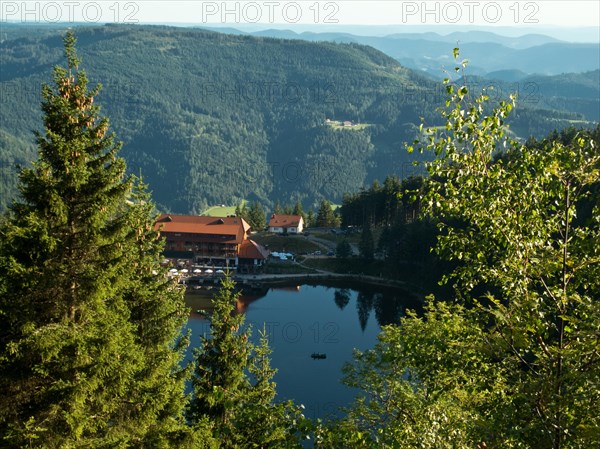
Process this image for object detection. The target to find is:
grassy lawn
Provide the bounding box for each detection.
[312,231,362,245]
[251,233,324,254]
[311,232,338,243]
[202,201,246,217]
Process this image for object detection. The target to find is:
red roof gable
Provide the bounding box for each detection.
[155,214,250,244]
[268,214,303,228]
[238,239,270,260]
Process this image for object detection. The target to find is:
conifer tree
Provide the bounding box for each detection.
[316,199,336,228]
[234,201,248,221]
[292,200,307,225]
[0,32,195,448]
[189,277,306,447]
[247,201,266,231]
[292,200,303,217]
[336,240,352,259]
[273,201,283,215]
[117,180,201,447]
[235,328,307,448]
[306,210,315,228]
[359,223,375,260]
[188,277,252,431]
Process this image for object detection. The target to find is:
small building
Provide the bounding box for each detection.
[268,214,304,234]
[237,239,270,272]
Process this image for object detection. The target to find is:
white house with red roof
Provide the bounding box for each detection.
[268,214,304,234]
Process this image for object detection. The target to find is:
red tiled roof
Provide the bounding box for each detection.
[238,239,270,260]
[155,214,250,244]
[268,214,303,228]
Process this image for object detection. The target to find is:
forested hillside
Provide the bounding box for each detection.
[0,24,593,213]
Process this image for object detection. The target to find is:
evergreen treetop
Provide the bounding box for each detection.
[0,31,194,447]
[188,277,307,447]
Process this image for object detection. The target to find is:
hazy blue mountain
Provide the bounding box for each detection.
[212,28,599,79]
[384,31,561,48]
[485,69,530,82]
[464,69,600,124]
[202,24,600,43]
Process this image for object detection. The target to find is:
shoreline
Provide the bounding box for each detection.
[233,272,415,292]
[185,272,426,318]
[185,271,425,300]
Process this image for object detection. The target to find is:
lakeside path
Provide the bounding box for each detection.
[233,269,414,291]
[305,234,359,256]
[305,235,336,251]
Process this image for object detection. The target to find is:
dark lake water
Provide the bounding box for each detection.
[185,282,422,420]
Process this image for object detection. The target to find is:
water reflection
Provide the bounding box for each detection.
[185,282,421,419]
[333,288,351,310]
[234,288,269,313]
[188,282,418,330]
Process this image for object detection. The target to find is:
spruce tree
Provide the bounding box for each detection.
[292,200,306,224]
[0,32,195,448]
[306,210,314,228]
[273,201,283,215]
[336,240,352,259]
[189,277,305,447]
[188,277,252,431]
[247,201,266,231]
[234,201,248,221]
[117,180,201,448]
[359,223,375,260]
[316,200,335,228]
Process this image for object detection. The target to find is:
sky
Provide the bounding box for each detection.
[1,1,599,40]
[138,1,599,27]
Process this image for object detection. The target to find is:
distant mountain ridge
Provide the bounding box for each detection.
[205,27,600,79]
[0,24,597,214]
[386,31,562,48]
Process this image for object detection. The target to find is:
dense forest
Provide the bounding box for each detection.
[340,175,442,287]
[1,24,596,214]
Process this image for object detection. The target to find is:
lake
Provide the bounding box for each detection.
[185,282,422,420]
